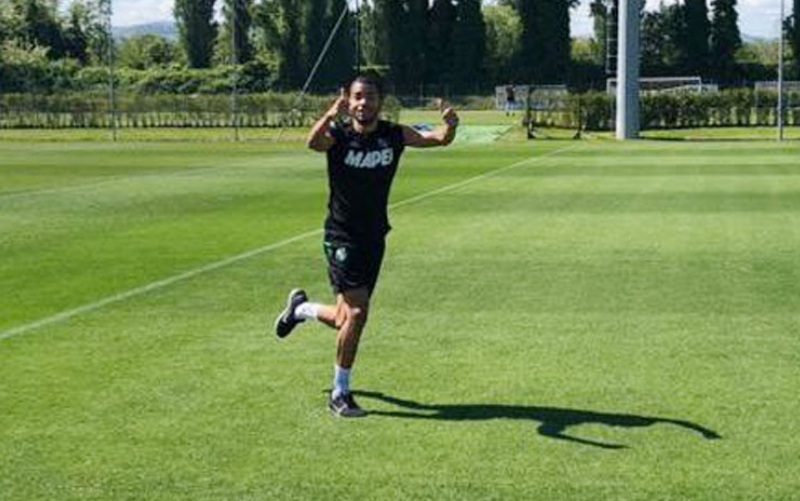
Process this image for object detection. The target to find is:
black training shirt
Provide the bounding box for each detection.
[324,120,406,242]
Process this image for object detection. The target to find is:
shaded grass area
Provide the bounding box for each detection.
[2,139,800,500]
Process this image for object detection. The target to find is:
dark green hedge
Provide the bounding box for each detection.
[0,92,402,129]
[529,89,800,131]
[0,88,797,129]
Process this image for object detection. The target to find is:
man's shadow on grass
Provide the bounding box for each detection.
[353,390,721,450]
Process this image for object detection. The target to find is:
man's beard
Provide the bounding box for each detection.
[352,109,378,126]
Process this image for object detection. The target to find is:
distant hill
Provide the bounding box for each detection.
[113,21,178,41]
[742,33,776,44]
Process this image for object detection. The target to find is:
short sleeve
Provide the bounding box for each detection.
[392,123,406,151]
[328,120,345,143]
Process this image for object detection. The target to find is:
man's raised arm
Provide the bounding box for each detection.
[307,90,347,152]
[402,102,459,148]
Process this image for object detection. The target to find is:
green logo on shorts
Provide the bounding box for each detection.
[334,246,348,263]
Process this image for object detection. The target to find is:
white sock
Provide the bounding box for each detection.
[294,301,320,321]
[332,365,351,399]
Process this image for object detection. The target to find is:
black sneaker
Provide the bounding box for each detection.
[274,288,308,339]
[328,392,366,418]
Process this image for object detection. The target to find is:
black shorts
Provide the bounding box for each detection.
[323,237,386,296]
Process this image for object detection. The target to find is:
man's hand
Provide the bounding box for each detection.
[442,107,459,128]
[326,88,349,121]
[402,99,459,148]
[436,98,459,128]
[307,88,348,152]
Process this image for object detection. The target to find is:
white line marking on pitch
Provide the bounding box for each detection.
[0,144,580,341]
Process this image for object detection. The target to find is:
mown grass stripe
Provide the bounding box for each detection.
[0,145,576,341]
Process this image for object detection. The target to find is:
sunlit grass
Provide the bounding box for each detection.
[2,137,799,500]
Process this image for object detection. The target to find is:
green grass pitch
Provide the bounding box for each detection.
[2,128,800,500]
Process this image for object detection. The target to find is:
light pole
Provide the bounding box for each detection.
[231,0,239,142]
[102,0,117,142]
[778,0,785,142]
[616,0,640,140]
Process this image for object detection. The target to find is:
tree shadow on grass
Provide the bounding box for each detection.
[353,390,721,450]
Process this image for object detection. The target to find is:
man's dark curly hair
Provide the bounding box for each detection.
[345,70,385,99]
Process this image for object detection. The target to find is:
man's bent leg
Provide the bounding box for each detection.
[280,295,360,332]
[313,304,338,329]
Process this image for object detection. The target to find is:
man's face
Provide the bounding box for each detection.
[348,81,382,126]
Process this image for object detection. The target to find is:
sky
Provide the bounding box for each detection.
[61,0,787,40]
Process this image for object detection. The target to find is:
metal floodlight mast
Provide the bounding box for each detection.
[616,0,641,140]
[778,0,785,142]
[231,0,239,142]
[101,0,117,142]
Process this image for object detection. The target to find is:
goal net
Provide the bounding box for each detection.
[606,76,717,95]
[755,81,800,103]
[495,85,529,111]
[754,81,800,125]
[522,85,581,138]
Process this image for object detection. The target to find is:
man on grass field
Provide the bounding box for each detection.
[274,71,460,417]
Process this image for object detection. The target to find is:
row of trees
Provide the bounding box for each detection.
[0,0,110,65]
[635,0,741,81]
[2,0,800,94]
[173,0,800,89]
[587,0,796,84]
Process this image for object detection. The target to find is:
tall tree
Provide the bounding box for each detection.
[174,0,217,68]
[788,0,800,77]
[253,0,303,88]
[514,0,543,82]
[483,3,522,83]
[402,0,429,89]
[710,0,741,83]
[589,0,610,66]
[306,0,356,89]
[427,0,456,87]
[684,0,711,77]
[451,0,485,91]
[0,1,8,42]
[62,0,98,65]
[11,0,67,59]
[118,34,178,69]
[359,1,379,66]
[304,0,327,82]
[516,0,574,84]
[641,3,687,73]
[322,0,355,87]
[550,0,574,83]
[95,0,113,69]
[371,0,406,85]
[280,0,303,87]
[218,0,254,64]
[62,4,89,64]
